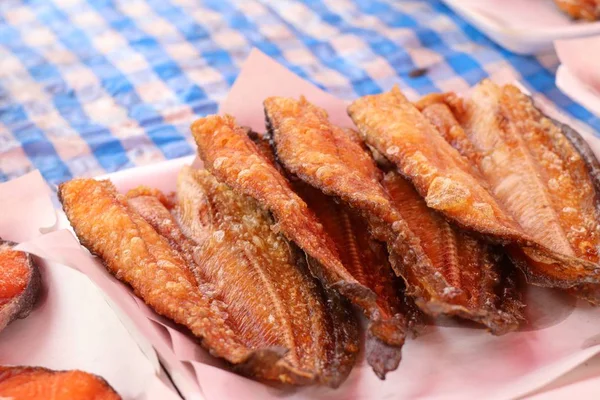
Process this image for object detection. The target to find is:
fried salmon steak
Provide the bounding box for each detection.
[59,170,359,387]
[264,96,522,336]
[555,0,600,20]
[0,366,121,400]
[348,82,600,297]
[0,241,41,332]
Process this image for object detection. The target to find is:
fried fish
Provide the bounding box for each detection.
[0,366,121,400]
[246,127,411,377]
[382,170,523,332]
[264,96,521,335]
[193,115,430,377]
[295,179,409,378]
[419,84,600,302]
[59,174,358,387]
[555,0,600,20]
[348,83,600,293]
[0,240,41,332]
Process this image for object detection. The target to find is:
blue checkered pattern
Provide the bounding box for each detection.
[1,0,599,185]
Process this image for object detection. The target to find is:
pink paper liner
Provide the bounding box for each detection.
[7,50,600,400]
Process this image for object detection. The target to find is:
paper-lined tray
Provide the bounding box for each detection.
[555,36,600,118]
[441,0,600,54]
[6,49,600,399]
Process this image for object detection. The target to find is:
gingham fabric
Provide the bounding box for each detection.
[1,0,599,185]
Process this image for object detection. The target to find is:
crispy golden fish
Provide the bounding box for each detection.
[348,83,600,291]
[248,126,409,377]
[191,115,381,305]
[382,170,523,331]
[264,96,521,335]
[295,182,410,378]
[59,173,358,387]
[418,84,600,302]
[555,0,600,20]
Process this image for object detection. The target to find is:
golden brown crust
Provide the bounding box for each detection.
[264,96,423,277]
[173,167,359,386]
[382,171,523,334]
[555,0,600,20]
[0,366,121,400]
[191,115,378,311]
[0,240,41,332]
[59,179,257,362]
[348,84,600,289]
[265,96,520,335]
[247,128,408,377]
[348,86,524,242]
[455,82,600,291]
[60,173,358,387]
[294,182,406,378]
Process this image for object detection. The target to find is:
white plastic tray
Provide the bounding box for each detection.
[441,0,600,54]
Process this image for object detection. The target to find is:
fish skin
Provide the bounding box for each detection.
[348,84,600,289]
[422,84,600,298]
[264,96,520,338]
[263,96,425,281]
[382,170,523,334]
[294,181,406,379]
[0,240,41,333]
[190,115,379,318]
[59,179,289,382]
[0,366,121,400]
[60,174,358,387]
[171,167,359,387]
[553,118,600,303]
[247,128,410,377]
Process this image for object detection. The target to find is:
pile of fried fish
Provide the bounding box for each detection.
[58,80,600,387]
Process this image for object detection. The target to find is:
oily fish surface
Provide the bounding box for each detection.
[59,173,358,387]
[418,82,600,299]
[190,115,382,319]
[348,83,600,289]
[264,95,521,336]
[246,124,407,378]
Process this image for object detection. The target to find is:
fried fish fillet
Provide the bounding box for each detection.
[555,0,600,20]
[191,116,379,302]
[296,175,410,377]
[264,96,521,335]
[0,366,121,400]
[246,127,414,376]
[348,83,600,292]
[419,84,600,302]
[382,170,523,331]
[59,175,358,387]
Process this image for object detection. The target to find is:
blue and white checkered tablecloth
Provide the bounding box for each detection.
[1,0,599,185]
